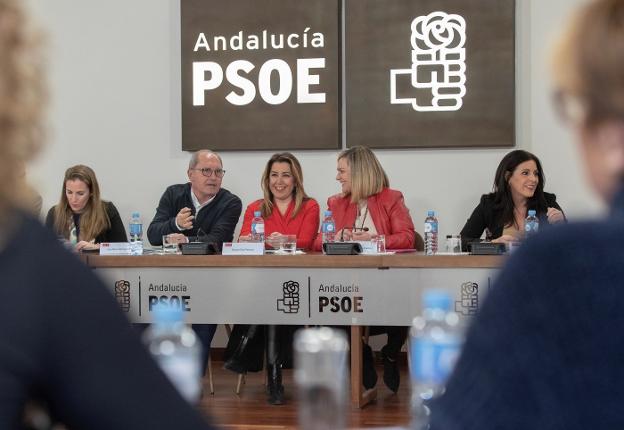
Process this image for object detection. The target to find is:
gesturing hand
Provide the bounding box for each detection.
[176,207,194,230]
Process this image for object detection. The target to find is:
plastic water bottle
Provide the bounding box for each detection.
[143,304,202,403]
[294,327,348,430]
[321,210,336,244]
[525,209,539,238]
[424,210,438,255]
[129,212,143,255]
[409,291,463,430]
[251,211,265,242]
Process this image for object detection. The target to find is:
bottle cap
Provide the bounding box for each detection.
[254,211,261,217]
[423,290,451,311]
[325,210,332,217]
[528,209,536,216]
[427,210,435,217]
[152,303,183,324]
[132,211,140,218]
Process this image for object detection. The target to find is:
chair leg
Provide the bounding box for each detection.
[207,353,214,395]
[236,373,245,394]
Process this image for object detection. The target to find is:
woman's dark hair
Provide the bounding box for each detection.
[491,150,549,228]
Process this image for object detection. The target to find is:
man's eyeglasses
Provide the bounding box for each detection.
[190,168,226,178]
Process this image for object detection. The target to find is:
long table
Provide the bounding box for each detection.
[86,253,503,408]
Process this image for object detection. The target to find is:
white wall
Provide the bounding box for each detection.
[26,0,596,349]
[28,0,600,242]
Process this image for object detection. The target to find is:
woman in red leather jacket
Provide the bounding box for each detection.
[314,146,419,249]
[315,146,422,393]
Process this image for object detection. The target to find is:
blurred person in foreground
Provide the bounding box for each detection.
[17,161,42,217]
[0,1,215,429]
[225,152,320,405]
[314,146,421,393]
[460,149,566,251]
[46,164,127,251]
[431,0,624,428]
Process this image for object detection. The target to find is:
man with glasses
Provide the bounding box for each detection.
[148,149,242,246]
[147,149,242,373]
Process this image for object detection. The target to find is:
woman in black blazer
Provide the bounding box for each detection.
[460,150,565,250]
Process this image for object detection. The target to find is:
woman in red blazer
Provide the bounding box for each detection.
[315,146,422,394]
[225,152,319,405]
[313,146,419,250]
[238,154,319,250]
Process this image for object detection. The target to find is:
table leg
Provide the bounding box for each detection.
[350,325,377,408]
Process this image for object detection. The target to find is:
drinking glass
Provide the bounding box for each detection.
[162,235,180,254]
[280,234,297,255]
[265,234,286,251]
[373,235,386,254]
[445,235,462,254]
[294,327,348,430]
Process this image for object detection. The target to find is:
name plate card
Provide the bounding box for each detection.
[356,241,377,255]
[222,242,265,256]
[100,242,133,256]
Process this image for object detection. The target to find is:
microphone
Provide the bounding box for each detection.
[196,227,208,242]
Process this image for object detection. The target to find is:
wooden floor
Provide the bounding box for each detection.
[199,360,411,429]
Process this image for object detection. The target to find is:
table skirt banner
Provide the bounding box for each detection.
[96,267,494,325]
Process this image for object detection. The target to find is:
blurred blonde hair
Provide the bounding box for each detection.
[0,0,45,221]
[260,152,309,218]
[53,165,111,242]
[552,0,624,128]
[338,146,389,203]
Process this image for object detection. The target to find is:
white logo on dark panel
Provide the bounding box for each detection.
[390,11,466,112]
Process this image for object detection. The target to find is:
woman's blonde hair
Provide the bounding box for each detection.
[338,146,389,203]
[0,0,45,220]
[260,152,309,218]
[552,0,624,128]
[53,165,111,241]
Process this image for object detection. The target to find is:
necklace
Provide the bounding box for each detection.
[355,205,369,232]
[513,206,526,229]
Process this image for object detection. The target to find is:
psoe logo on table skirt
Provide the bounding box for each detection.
[277,280,300,314]
[455,281,478,316]
[114,280,131,312]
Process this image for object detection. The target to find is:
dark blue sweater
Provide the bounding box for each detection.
[431,190,624,429]
[147,184,241,246]
[0,213,215,430]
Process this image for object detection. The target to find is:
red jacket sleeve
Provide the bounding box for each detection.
[383,192,417,250]
[296,199,320,250]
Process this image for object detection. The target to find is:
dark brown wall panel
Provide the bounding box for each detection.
[345,0,515,149]
[181,0,341,151]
